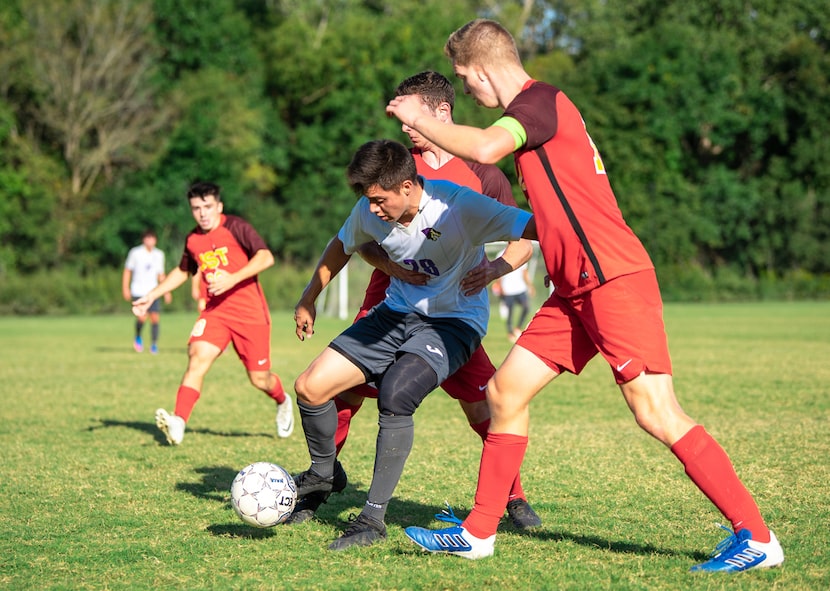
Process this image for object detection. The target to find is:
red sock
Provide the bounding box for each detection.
[671,425,770,543]
[470,420,526,502]
[334,396,363,454]
[463,432,528,538]
[174,386,200,422]
[266,374,286,404]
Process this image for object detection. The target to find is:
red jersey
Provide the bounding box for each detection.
[505,80,653,298]
[179,214,271,324]
[358,151,517,314]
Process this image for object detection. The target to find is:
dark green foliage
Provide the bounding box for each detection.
[0,0,828,307]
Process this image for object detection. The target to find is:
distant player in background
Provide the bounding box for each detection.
[288,72,540,532]
[131,182,294,445]
[122,229,171,354]
[492,253,534,343]
[388,18,783,572]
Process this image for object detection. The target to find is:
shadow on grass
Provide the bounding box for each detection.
[177,465,239,502]
[206,523,278,539]
[87,418,273,445]
[187,465,705,560]
[93,346,189,354]
[522,529,707,561]
[87,419,168,444]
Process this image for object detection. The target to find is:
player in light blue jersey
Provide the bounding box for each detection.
[291,139,536,552]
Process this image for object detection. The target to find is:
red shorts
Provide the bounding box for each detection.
[189,313,271,372]
[348,345,495,403]
[517,269,672,384]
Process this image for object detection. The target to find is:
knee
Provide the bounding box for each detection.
[622,377,693,445]
[293,370,327,406]
[484,377,511,414]
[378,390,417,417]
[293,372,313,405]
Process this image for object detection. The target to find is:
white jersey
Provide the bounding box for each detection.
[124,245,166,297]
[338,177,531,336]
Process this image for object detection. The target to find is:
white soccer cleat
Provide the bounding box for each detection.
[405,505,495,560]
[275,394,294,438]
[155,408,185,445]
[691,526,784,573]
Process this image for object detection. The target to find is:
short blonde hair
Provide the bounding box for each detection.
[444,19,521,67]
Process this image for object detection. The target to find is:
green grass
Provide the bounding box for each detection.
[1,302,828,590]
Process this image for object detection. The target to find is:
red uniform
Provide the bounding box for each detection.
[462,80,771,548]
[180,214,272,370]
[506,81,670,383]
[350,151,516,402]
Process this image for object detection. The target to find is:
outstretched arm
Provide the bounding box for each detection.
[387,95,516,164]
[131,267,189,317]
[294,236,352,341]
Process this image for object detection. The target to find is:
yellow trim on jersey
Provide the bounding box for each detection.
[491,116,527,151]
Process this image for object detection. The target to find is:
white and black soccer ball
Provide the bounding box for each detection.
[230,462,296,527]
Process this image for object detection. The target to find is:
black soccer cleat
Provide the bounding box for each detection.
[284,491,329,524]
[285,461,348,525]
[506,498,542,530]
[328,513,387,551]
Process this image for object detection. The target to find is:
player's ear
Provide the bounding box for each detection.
[436,102,452,122]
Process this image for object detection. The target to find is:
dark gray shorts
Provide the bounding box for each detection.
[329,302,481,386]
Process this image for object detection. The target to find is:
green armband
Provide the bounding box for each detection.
[491,116,526,151]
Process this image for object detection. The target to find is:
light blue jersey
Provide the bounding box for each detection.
[338,177,531,336]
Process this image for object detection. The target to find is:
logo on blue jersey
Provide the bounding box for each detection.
[422,227,441,241]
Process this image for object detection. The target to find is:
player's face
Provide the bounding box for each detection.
[400,98,440,150]
[365,181,416,225]
[453,62,499,109]
[189,195,224,232]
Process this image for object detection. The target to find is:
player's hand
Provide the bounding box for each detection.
[386,94,423,127]
[163,292,173,305]
[131,295,151,317]
[294,303,316,341]
[206,270,236,296]
[460,257,508,296]
[385,262,430,286]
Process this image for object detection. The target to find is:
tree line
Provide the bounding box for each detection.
[0,0,827,306]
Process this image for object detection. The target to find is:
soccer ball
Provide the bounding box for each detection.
[230,462,296,527]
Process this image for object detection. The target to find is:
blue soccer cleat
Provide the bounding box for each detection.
[691,524,784,573]
[405,504,495,560]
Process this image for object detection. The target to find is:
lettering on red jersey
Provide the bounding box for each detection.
[199,247,229,272]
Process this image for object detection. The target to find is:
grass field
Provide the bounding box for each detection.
[1,302,828,590]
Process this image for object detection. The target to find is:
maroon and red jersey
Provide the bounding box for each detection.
[505,80,653,298]
[358,151,518,315]
[179,214,271,324]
